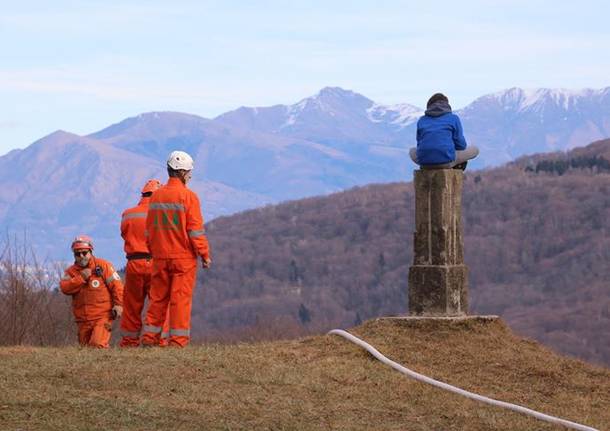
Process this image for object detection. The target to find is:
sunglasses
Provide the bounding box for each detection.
[74,250,90,257]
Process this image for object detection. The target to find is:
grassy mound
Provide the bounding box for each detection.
[1,318,607,430]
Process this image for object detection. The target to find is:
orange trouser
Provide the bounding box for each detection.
[78,317,112,348]
[119,259,170,347]
[142,258,197,348]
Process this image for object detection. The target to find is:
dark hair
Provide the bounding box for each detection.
[167,167,191,184]
[167,167,181,178]
[427,93,449,108]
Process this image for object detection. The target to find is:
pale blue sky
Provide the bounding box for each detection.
[1,0,609,155]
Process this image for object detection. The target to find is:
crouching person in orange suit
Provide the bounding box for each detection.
[119,179,170,347]
[141,150,211,348]
[59,235,124,348]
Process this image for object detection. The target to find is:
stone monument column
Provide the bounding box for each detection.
[408,169,468,316]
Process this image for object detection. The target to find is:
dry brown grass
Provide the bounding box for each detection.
[0,318,607,430]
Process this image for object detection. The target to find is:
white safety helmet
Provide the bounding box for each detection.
[167,150,194,171]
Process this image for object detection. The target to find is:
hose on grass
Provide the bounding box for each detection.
[328,329,598,431]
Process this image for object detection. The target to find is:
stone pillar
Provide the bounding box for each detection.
[408,169,468,316]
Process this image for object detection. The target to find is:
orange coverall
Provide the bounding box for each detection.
[119,197,170,347]
[142,177,211,347]
[60,257,123,348]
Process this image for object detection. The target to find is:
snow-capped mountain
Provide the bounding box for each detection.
[366,102,422,127]
[215,86,422,145]
[478,87,608,113]
[216,85,610,168]
[460,87,610,166]
[0,86,608,262]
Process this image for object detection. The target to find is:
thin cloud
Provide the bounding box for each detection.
[0,121,20,129]
[0,4,183,31]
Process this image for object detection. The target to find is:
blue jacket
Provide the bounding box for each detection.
[416,103,467,165]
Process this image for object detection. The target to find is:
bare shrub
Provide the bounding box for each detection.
[0,236,73,346]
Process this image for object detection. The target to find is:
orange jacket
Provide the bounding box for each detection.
[121,197,151,257]
[145,177,211,260]
[60,257,124,322]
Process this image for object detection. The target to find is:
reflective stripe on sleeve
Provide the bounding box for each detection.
[161,332,169,339]
[188,229,206,238]
[143,324,163,334]
[105,273,120,284]
[149,203,185,211]
[169,329,190,337]
[61,274,71,281]
[122,212,147,221]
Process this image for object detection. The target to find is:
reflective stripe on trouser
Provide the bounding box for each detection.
[142,257,197,348]
[144,324,163,333]
[159,331,169,347]
[78,317,112,348]
[120,259,170,348]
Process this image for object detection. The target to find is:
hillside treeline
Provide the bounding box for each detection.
[196,139,610,366]
[1,141,608,366]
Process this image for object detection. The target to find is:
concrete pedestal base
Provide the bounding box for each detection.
[408,264,468,316]
[378,315,499,324]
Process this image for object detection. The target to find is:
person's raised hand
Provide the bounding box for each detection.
[111,305,123,319]
[80,268,92,280]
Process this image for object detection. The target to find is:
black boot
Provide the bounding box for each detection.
[453,161,468,171]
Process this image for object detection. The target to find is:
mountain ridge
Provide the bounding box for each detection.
[1,86,609,262]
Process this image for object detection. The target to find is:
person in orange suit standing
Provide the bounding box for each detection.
[59,235,124,348]
[119,179,171,347]
[142,150,211,348]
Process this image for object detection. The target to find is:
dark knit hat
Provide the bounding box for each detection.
[426,93,449,108]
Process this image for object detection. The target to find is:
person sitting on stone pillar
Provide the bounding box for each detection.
[409,93,479,170]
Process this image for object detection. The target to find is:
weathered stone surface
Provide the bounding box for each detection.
[408,264,468,316]
[412,170,464,266]
[409,169,468,316]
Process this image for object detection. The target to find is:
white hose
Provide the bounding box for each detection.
[328,329,599,431]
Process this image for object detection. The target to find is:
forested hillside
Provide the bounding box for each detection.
[194,139,610,366]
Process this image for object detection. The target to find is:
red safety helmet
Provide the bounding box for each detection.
[141,179,161,194]
[71,235,94,251]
